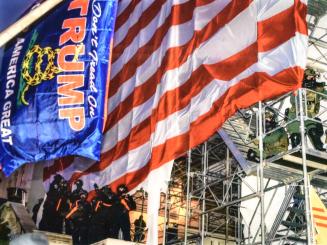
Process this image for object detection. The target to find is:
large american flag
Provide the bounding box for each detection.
[44,0,308,193]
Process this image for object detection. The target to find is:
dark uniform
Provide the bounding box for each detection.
[88,184,117,244]
[39,174,64,233]
[133,215,146,242]
[70,180,86,203]
[247,108,288,161]
[112,184,136,241]
[56,179,72,234]
[65,190,91,245]
[285,68,327,151]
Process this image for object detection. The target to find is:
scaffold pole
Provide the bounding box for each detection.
[201,142,208,245]
[184,149,192,245]
[225,148,230,245]
[258,101,266,245]
[298,88,315,245]
[162,183,170,245]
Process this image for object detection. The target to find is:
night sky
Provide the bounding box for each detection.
[0,0,36,32]
[0,0,36,70]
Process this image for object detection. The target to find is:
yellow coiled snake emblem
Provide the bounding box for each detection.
[21,45,61,105]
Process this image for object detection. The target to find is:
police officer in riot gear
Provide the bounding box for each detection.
[88,184,117,243]
[247,108,289,162]
[70,179,86,203]
[285,68,327,151]
[88,184,106,244]
[66,190,90,245]
[39,174,65,233]
[57,179,72,234]
[112,184,136,241]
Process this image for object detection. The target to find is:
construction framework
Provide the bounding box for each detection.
[158,87,327,245]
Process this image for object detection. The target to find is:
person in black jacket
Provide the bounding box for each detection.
[133,215,146,242]
[57,179,72,235]
[70,180,86,203]
[112,184,136,241]
[65,190,91,245]
[39,174,64,233]
[88,184,117,243]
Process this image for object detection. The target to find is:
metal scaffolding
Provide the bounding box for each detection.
[159,87,327,245]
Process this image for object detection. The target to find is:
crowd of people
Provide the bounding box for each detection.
[34,174,146,244]
[247,68,327,162]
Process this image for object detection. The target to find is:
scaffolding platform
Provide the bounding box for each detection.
[246,147,327,187]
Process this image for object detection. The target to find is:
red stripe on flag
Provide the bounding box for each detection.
[258,0,307,52]
[295,0,308,35]
[43,156,75,181]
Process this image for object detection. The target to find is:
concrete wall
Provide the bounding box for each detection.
[26,163,46,212]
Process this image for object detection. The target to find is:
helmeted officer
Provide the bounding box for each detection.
[39,174,64,233]
[285,68,327,151]
[111,184,136,241]
[247,108,288,161]
[70,180,86,203]
[88,184,117,243]
[65,190,91,245]
[56,179,71,234]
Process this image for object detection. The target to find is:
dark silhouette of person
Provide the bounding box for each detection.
[65,190,91,245]
[111,184,136,241]
[88,184,118,244]
[39,174,64,233]
[133,215,146,242]
[70,180,86,203]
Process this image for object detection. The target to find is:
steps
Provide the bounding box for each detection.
[266,184,297,244]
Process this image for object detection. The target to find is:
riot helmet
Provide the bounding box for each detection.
[79,190,88,200]
[106,191,116,203]
[101,185,112,196]
[265,108,277,132]
[303,68,319,89]
[117,184,128,196]
[59,179,69,194]
[74,179,83,189]
[53,174,64,183]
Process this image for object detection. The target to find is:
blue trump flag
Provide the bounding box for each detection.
[0,0,117,175]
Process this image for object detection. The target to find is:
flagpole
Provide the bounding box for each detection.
[0,0,64,48]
